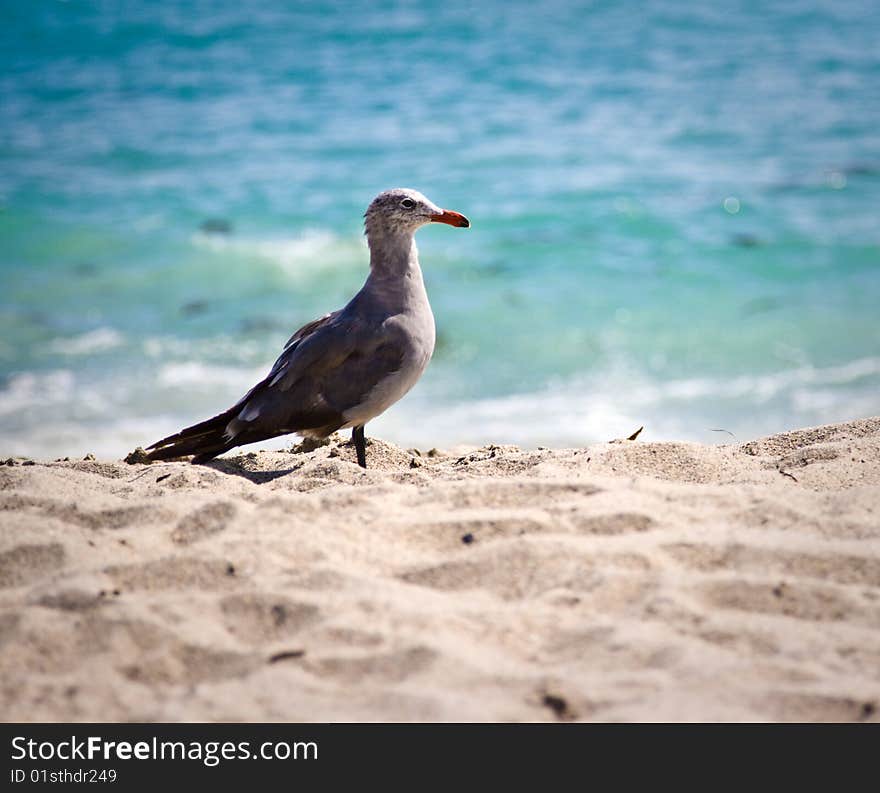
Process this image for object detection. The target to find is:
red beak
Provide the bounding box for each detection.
[430,209,470,228]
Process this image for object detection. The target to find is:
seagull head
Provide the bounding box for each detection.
[364,188,470,237]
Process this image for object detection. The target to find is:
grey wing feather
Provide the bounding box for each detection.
[215,310,339,420]
[284,311,340,352]
[224,309,403,443]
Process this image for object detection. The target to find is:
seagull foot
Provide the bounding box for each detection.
[352,425,367,469]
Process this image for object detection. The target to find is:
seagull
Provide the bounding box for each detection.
[145,188,469,468]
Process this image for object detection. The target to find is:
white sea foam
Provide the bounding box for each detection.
[47,328,124,356]
[141,335,266,364]
[191,229,362,279]
[2,356,879,459]
[371,357,880,449]
[625,357,880,405]
[156,360,266,390]
[0,415,186,460]
[0,369,76,417]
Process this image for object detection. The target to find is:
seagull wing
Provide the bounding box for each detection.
[230,308,405,439]
[147,307,404,462]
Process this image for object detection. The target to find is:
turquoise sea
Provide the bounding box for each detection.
[2,1,879,458]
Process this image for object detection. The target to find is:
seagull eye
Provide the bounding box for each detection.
[400,198,415,209]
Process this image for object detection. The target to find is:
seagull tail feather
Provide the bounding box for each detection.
[145,407,238,464]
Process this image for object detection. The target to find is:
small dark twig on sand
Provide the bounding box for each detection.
[710,428,737,439]
[268,650,305,664]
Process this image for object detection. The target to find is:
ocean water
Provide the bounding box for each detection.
[1,0,879,458]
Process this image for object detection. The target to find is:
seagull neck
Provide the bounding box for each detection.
[367,230,421,282]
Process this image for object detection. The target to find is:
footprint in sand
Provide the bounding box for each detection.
[121,642,256,687]
[665,543,880,587]
[759,691,878,722]
[570,512,654,535]
[302,645,436,685]
[0,543,65,588]
[400,542,601,600]
[0,496,169,531]
[700,579,866,623]
[0,613,166,676]
[408,481,602,510]
[775,444,840,470]
[220,593,321,644]
[106,556,240,592]
[36,589,106,612]
[172,501,236,545]
[409,514,549,547]
[0,613,21,649]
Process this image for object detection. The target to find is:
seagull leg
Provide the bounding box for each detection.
[352,425,367,469]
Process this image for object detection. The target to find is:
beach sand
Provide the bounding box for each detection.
[1,417,879,722]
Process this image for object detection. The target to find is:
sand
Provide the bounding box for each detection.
[1,416,879,722]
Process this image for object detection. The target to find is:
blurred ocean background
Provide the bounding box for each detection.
[1,0,879,458]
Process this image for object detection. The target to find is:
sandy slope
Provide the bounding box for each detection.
[1,417,879,722]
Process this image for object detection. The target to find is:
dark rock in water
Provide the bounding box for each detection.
[240,317,286,334]
[124,447,152,465]
[484,260,514,275]
[731,233,761,248]
[768,180,804,194]
[180,300,209,317]
[73,262,99,276]
[200,218,233,234]
[843,163,879,177]
[24,310,51,328]
[741,296,780,317]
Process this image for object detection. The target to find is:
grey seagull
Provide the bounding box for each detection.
[145,188,470,468]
